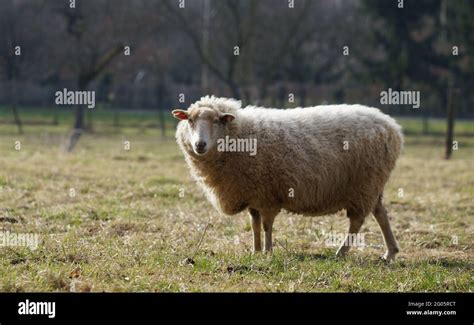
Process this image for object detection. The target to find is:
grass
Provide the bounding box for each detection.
[0,112,473,292]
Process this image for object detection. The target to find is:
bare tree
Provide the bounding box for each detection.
[0,0,44,133]
[252,0,320,103]
[48,1,125,151]
[163,0,261,99]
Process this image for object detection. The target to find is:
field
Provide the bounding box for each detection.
[0,110,473,292]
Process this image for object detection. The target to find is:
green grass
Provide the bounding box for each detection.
[396,116,474,135]
[0,112,472,292]
[0,107,177,131]
[1,106,474,136]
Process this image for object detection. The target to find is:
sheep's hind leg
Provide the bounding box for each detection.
[373,196,399,262]
[336,209,365,257]
[249,208,262,252]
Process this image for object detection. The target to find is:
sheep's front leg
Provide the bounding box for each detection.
[249,208,262,252]
[261,210,278,252]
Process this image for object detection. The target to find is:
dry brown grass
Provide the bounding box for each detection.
[0,122,472,292]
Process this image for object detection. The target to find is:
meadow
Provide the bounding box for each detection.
[0,109,472,292]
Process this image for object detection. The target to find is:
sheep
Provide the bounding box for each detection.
[172,95,402,261]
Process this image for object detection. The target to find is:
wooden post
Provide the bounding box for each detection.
[445,81,457,160]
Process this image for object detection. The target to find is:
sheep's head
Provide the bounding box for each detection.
[172,106,235,156]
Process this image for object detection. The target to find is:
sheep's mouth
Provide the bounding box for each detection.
[194,147,207,155]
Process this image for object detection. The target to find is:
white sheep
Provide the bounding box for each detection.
[173,96,402,261]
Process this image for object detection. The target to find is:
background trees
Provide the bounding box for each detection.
[0,0,46,134]
[0,0,473,147]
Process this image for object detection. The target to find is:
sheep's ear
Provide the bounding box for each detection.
[220,113,235,123]
[172,109,188,120]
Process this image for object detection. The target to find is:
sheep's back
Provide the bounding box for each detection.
[237,104,402,215]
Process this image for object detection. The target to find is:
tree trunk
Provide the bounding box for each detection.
[159,107,166,138]
[421,86,429,135]
[11,107,23,134]
[277,84,286,107]
[9,79,23,134]
[156,75,166,138]
[86,108,93,132]
[52,108,59,125]
[299,84,307,107]
[243,88,251,107]
[64,106,84,152]
[65,81,87,152]
[113,109,119,128]
[259,83,268,106]
[201,0,211,95]
[229,82,241,100]
[422,115,429,135]
[74,105,85,129]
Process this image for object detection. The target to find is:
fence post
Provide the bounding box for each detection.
[445,80,458,160]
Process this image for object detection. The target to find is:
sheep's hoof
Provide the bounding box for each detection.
[335,247,348,258]
[381,251,397,263]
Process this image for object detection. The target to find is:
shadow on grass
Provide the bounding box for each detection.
[425,258,473,269]
[293,250,473,270]
[293,252,333,262]
[387,258,472,270]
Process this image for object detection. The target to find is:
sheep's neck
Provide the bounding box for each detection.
[189,150,227,184]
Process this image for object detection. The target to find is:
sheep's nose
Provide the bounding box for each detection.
[195,141,207,150]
